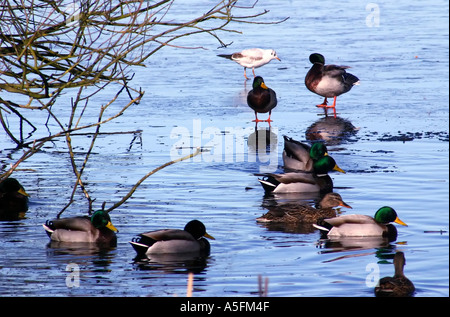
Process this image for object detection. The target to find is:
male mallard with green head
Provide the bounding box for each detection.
[43,210,118,245]
[282,136,329,172]
[247,76,277,123]
[313,206,407,239]
[258,155,345,194]
[305,53,359,118]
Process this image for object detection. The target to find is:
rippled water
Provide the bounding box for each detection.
[1,0,448,297]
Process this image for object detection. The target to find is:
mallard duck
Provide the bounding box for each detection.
[43,210,118,245]
[305,53,360,118]
[218,48,281,80]
[282,136,332,172]
[0,177,30,220]
[129,220,215,257]
[313,206,407,239]
[247,76,277,123]
[257,192,352,223]
[375,251,416,297]
[258,157,344,194]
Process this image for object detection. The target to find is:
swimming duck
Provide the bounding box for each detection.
[218,48,281,80]
[0,177,30,220]
[43,210,118,245]
[282,135,329,172]
[247,76,277,123]
[305,53,360,118]
[375,251,416,297]
[130,220,215,257]
[257,192,352,223]
[313,206,407,239]
[258,156,344,194]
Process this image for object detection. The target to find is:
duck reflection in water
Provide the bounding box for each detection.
[247,126,278,173]
[306,116,358,146]
[132,252,210,275]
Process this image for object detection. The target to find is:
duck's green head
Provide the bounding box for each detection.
[0,178,29,197]
[313,156,345,174]
[91,210,118,232]
[309,142,328,160]
[184,220,215,240]
[252,76,268,89]
[309,53,325,65]
[374,206,407,226]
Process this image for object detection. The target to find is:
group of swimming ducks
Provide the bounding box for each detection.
[0,48,414,296]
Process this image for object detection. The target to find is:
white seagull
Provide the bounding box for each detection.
[218,48,281,80]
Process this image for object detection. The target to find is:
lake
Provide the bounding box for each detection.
[0,0,448,298]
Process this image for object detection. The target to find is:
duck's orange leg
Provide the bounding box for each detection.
[252,112,272,125]
[316,97,337,118]
[252,112,264,123]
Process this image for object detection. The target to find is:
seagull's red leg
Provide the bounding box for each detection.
[252,67,256,78]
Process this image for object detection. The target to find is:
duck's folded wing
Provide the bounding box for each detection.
[139,229,196,241]
[270,172,316,185]
[283,136,311,162]
[325,214,374,226]
[48,216,93,232]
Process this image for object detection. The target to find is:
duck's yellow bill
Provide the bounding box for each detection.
[333,164,346,174]
[260,82,268,89]
[394,217,408,226]
[106,221,119,233]
[18,188,30,197]
[204,232,215,240]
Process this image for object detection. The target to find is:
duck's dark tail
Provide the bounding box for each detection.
[257,176,279,193]
[344,72,360,86]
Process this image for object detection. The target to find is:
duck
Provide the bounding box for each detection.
[129,220,215,257]
[258,156,344,195]
[247,76,277,123]
[282,135,329,172]
[218,48,281,80]
[43,210,118,245]
[375,251,416,297]
[257,192,352,223]
[0,177,30,220]
[305,53,360,118]
[313,206,407,239]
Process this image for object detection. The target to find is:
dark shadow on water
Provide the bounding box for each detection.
[132,253,210,274]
